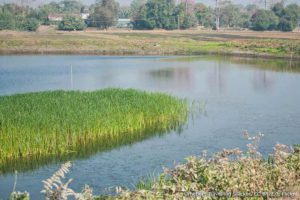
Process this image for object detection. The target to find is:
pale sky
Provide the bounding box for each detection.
[0,0,299,6]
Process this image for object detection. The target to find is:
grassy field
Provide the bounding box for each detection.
[0,29,300,58]
[0,89,188,173]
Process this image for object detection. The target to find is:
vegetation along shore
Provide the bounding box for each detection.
[0,30,300,59]
[11,133,300,200]
[1,0,300,59]
[0,89,189,174]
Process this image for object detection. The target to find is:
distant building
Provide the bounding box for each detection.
[48,14,65,22]
[48,13,83,22]
[80,13,90,20]
[116,19,132,29]
[80,7,90,20]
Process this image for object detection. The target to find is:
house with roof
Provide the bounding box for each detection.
[116,19,132,29]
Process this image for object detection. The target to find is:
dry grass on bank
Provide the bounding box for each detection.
[0,29,299,58]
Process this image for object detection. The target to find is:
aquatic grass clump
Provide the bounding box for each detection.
[0,88,188,172]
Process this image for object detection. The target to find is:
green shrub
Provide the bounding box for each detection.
[250,10,279,31]
[58,16,86,31]
[0,12,15,30]
[115,133,300,199]
[23,18,39,32]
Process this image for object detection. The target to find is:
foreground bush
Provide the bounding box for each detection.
[58,16,86,31]
[115,133,299,199]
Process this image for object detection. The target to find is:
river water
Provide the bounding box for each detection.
[0,55,299,199]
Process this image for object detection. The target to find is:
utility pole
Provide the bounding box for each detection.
[177,15,180,30]
[264,0,267,10]
[185,0,188,15]
[215,0,220,30]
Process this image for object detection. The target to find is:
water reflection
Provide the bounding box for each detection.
[0,123,185,175]
[148,67,194,90]
[147,60,230,94]
[0,55,300,199]
[252,70,275,92]
[163,56,300,73]
[207,61,227,94]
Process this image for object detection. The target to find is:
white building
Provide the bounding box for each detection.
[80,13,90,20]
[116,19,132,29]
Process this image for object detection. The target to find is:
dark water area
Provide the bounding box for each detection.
[0,55,299,199]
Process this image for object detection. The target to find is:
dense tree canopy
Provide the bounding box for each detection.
[0,0,299,32]
[194,3,214,27]
[250,10,279,31]
[130,0,197,30]
[58,15,86,30]
[91,0,119,29]
[118,5,130,18]
[0,3,39,31]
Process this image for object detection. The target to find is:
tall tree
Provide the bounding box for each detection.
[214,0,221,30]
[175,1,197,29]
[130,0,146,19]
[91,0,119,29]
[60,0,83,13]
[220,3,247,28]
[250,9,279,31]
[194,3,214,27]
[118,5,130,18]
[133,0,177,30]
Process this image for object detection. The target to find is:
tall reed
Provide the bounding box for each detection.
[0,88,188,173]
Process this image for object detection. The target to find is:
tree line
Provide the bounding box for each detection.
[0,0,299,32]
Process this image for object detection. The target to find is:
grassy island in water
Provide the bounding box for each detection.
[0,89,188,172]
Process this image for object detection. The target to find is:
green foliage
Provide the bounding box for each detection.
[0,11,15,30]
[278,17,294,32]
[91,0,119,29]
[271,3,300,32]
[194,3,214,27]
[287,145,300,173]
[118,5,130,19]
[0,89,188,172]
[136,175,157,190]
[130,1,150,30]
[131,0,197,30]
[129,0,146,18]
[250,10,279,31]
[115,137,300,199]
[0,3,39,31]
[60,0,83,13]
[58,15,86,31]
[220,3,250,28]
[6,140,300,200]
[38,0,83,15]
[272,2,285,17]
[145,0,176,30]
[175,2,197,30]
[10,192,30,200]
[22,18,39,31]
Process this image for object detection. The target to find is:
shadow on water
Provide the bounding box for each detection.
[161,56,300,73]
[0,96,208,176]
[0,122,186,175]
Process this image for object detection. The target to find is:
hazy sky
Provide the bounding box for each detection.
[0,0,299,6]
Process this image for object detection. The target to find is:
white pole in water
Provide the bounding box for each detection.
[71,65,73,89]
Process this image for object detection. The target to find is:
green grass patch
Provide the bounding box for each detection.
[0,88,188,173]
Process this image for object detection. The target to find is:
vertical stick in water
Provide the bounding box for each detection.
[71,64,73,89]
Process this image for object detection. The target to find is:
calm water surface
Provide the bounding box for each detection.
[0,55,299,199]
